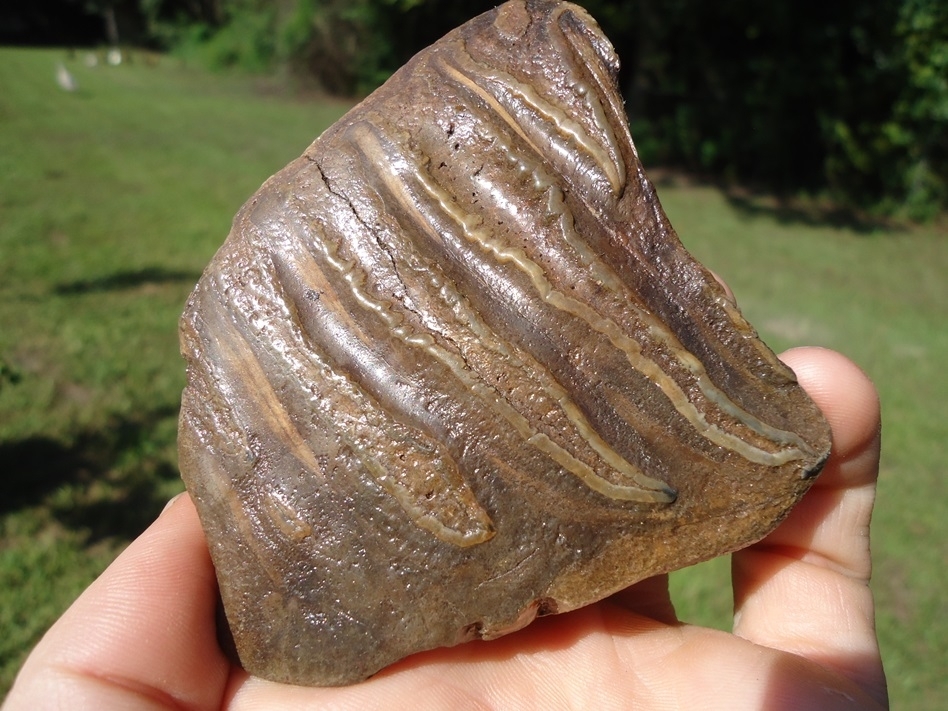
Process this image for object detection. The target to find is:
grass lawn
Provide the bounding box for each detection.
[0,47,351,695]
[1,48,945,707]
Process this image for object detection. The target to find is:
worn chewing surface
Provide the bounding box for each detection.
[178,0,831,686]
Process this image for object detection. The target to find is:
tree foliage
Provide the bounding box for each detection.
[42,0,948,219]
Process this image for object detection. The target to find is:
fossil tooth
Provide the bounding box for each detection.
[178,0,831,687]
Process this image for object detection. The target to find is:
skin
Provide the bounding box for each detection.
[3,346,888,710]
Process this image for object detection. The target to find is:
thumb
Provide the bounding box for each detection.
[732,347,887,707]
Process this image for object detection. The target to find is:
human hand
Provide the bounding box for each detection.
[3,347,887,710]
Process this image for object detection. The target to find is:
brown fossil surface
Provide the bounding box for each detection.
[178,0,831,687]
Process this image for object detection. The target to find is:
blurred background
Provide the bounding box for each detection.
[1,0,945,706]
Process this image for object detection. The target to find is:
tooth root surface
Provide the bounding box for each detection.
[178,0,831,687]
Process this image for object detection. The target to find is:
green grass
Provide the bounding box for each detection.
[0,47,350,694]
[1,47,945,708]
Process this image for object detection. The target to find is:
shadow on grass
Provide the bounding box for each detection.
[1,406,182,542]
[648,169,894,234]
[722,190,894,235]
[54,267,201,295]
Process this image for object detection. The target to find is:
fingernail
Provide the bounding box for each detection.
[161,492,184,516]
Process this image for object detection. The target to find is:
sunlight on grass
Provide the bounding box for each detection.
[1,48,945,708]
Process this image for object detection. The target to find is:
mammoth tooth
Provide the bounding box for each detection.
[178,0,831,687]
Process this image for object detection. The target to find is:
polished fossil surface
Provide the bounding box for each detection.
[178,0,831,687]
